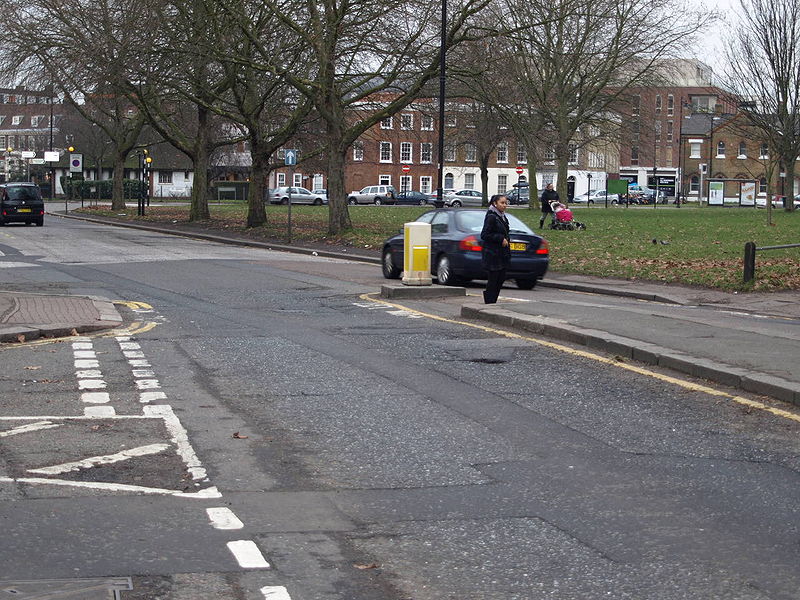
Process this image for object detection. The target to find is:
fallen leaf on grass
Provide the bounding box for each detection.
[232,432,248,439]
[354,563,380,570]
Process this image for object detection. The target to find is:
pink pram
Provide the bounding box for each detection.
[549,202,586,230]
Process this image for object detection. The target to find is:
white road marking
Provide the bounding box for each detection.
[261,586,292,600]
[227,540,270,569]
[74,360,99,369]
[84,406,115,417]
[0,421,61,437]
[0,477,222,498]
[386,309,423,319]
[131,369,155,378]
[81,392,110,404]
[73,350,96,359]
[128,359,150,367]
[135,379,161,390]
[78,379,106,390]
[139,391,167,403]
[206,507,244,530]
[123,350,145,359]
[27,443,170,475]
[144,405,207,481]
[118,342,141,350]
[0,262,36,268]
[72,342,94,350]
[75,370,103,379]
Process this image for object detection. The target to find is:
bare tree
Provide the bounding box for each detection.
[724,0,800,212]
[496,0,712,203]
[242,0,491,234]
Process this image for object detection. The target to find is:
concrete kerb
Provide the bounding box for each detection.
[462,304,800,407]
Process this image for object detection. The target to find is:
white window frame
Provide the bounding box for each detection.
[293,173,303,186]
[738,141,747,158]
[400,142,413,163]
[465,143,477,162]
[667,94,674,116]
[568,143,579,164]
[277,172,286,186]
[445,114,457,128]
[517,144,527,164]
[421,115,434,131]
[420,143,432,164]
[400,114,413,130]
[420,176,432,193]
[444,145,456,162]
[716,141,726,158]
[158,171,173,184]
[496,141,508,163]
[497,174,508,193]
[379,174,392,186]
[689,141,702,159]
[464,173,475,190]
[759,144,769,159]
[379,141,392,163]
[353,141,364,161]
[380,116,393,129]
[400,175,412,191]
[11,115,22,125]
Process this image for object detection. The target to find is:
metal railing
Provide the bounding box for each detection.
[743,241,800,283]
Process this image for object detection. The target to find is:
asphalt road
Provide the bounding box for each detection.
[1,216,799,599]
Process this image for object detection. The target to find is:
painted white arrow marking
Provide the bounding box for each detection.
[27,443,170,475]
[0,421,61,437]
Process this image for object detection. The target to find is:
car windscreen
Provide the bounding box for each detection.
[6,187,41,201]
[454,210,534,234]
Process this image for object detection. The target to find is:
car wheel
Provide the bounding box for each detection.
[382,248,401,279]
[516,279,536,290]
[313,198,322,205]
[281,198,289,205]
[451,200,462,207]
[374,198,382,205]
[436,254,458,285]
[588,199,594,204]
[348,197,357,205]
[35,217,44,227]
[419,199,426,205]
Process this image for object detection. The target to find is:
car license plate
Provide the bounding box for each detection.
[17,208,31,213]
[509,242,526,251]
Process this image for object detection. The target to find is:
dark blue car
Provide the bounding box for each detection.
[381,209,549,289]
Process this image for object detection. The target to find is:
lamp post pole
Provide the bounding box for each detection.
[49,91,54,201]
[435,0,447,207]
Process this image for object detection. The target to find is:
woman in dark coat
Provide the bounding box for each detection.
[480,194,511,304]
[539,183,559,228]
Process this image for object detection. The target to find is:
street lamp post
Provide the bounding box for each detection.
[435,0,447,207]
[706,115,720,206]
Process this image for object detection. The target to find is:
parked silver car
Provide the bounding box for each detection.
[444,189,484,207]
[269,187,327,205]
[347,185,397,205]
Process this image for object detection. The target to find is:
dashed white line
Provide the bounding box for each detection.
[206,507,244,530]
[227,540,270,569]
[131,369,155,378]
[78,379,107,390]
[123,350,145,359]
[73,350,97,359]
[75,370,103,379]
[135,379,161,390]
[28,443,170,475]
[139,391,167,403]
[84,406,115,417]
[81,392,111,404]
[261,586,292,600]
[128,359,151,367]
[74,359,100,369]
[0,421,61,437]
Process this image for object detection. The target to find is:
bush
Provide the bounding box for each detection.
[61,177,147,200]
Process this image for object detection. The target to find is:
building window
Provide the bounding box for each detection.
[465,143,477,162]
[690,175,700,192]
[277,172,286,186]
[517,144,527,164]
[655,121,662,142]
[400,114,413,130]
[444,145,456,162]
[632,95,640,117]
[588,151,605,169]
[31,116,39,127]
[157,172,171,184]
[464,173,475,189]
[631,145,639,166]
[400,142,412,163]
[738,141,747,158]
[444,173,454,188]
[568,143,579,164]
[497,174,508,193]
[379,174,391,185]
[716,141,725,158]
[759,177,767,193]
[420,176,432,193]
[421,115,434,131]
[666,121,673,141]
[655,94,662,114]
[689,142,701,158]
[544,147,555,162]
[400,175,412,191]
[496,141,508,163]
[667,94,674,116]
[379,141,392,162]
[420,143,432,163]
[11,115,22,125]
[293,173,303,186]
[353,141,364,161]
[0,136,5,148]
[760,143,769,159]
[445,114,457,128]
[380,117,393,129]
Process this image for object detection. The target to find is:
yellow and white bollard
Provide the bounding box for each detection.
[402,222,432,286]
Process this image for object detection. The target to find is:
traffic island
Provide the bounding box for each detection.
[381,284,466,299]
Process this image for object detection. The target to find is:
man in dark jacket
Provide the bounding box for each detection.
[539,183,559,229]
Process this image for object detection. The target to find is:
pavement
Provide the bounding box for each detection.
[2,210,799,407]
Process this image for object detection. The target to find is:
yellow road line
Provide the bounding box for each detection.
[359,293,800,425]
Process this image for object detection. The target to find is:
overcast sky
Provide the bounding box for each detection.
[692,0,739,76]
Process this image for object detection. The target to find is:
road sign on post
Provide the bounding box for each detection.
[402,165,411,174]
[284,149,297,166]
[515,166,524,175]
[69,153,83,173]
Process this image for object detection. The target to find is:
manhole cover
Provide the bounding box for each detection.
[0,577,132,599]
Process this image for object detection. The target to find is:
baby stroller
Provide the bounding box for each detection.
[549,202,586,230]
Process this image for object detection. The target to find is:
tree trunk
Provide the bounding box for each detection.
[189,106,211,221]
[556,145,570,204]
[111,152,126,211]
[326,147,351,235]
[528,160,539,211]
[784,160,796,212]
[480,155,490,206]
[246,142,268,228]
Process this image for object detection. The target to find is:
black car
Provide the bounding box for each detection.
[381,208,549,289]
[394,190,432,206]
[0,182,45,226]
[507,182,530,205]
